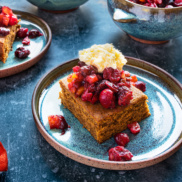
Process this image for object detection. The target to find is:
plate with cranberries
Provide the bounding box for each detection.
[32,57,182,170]
[0,9,52,78]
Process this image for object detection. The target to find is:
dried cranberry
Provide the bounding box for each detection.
[80,66,91,77]
[28,29,43,38]
[15,47,30,59]
[48,115,69,135]
[108,146,133,161]
[17,28,29,38]
[128,122,140,134]
[99,89,116,109]
[118,86,133,106]
[22,36,30,45]
[77,61,86,67]
[0,27,10,36]
[103,67,121,83]
[105,81,119,92]
[97,80,107,92]
[134,81,146,92]
[114,133,130,147]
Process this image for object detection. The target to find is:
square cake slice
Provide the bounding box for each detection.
[59,76,150,144]
[0,24,20,63]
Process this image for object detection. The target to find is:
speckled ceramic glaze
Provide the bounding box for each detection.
[0,10,52,78]
[32,58,182,170]
[107,0,182,44]
[27,0,88,12]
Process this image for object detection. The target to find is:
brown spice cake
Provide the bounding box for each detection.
[59,76,151,144]
[0,24,20,63]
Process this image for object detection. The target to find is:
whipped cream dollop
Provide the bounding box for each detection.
[79,44,127,73]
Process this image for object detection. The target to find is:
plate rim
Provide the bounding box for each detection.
[0,10,52,78]
[32,57,182,170]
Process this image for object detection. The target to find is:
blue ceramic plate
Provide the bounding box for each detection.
[32,57,182,170]
[0,10,52,78]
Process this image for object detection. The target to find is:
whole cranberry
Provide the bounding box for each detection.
[128,122,140,134]
[0,27,10,36]
[99,89,115,109]
[114,133,130,146]
[28,29,43,38]
[134,81,146,92]
[15,47,30,59]
[17,28,29,38]
[108,146,133,161]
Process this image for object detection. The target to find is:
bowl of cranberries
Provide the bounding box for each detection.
[108,0,182,44]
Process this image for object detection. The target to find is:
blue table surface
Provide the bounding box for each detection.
[0,0,182,182]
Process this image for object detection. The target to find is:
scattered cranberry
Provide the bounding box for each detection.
[48,115,70,135]
[128,122,140,134]
[134,81,146,92]
[114,133,130,147]
[28,29,43,38]
[22,36,30,45]
[17,28,29,38]
[99,89,115,109]
[108,146,133,161]
[0,27,10,36]
[15,47,30,59]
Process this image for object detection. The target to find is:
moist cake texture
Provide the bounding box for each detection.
[0,24,20,63]
[59,76,151,144]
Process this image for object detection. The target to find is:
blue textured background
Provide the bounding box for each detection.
[0,0,182,181]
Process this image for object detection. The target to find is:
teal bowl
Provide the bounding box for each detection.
[27,0,89,13]
[107,0,182,44]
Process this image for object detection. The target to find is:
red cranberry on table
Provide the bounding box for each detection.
[22,36,30,45]
[15,47,30,59]
[128,122,141,134]
[114,133,130,147]
[16,28,29,38]
[108,146,133,161]
[99,88,116,109]
[28,29,43,38]
[48,115,70,135]
[0,27,10,36]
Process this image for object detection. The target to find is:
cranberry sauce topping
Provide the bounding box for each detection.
[114,133,130,147]
[108,146,133,161]
[0,6,18,27]
[28,29,43,38]
[129,0,182,8]
[67,61,146,109]
[48,115,70,135]
[22,36,30,45]
[128,122,141,134]
[15,47,30,59]
[0,27,10,36]
[134,81,146,92]
[17,28,29,38]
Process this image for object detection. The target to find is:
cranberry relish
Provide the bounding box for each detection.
[67,61,146,109]
[130,0,182,8]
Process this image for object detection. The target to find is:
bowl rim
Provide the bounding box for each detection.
[116,0,182,10]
